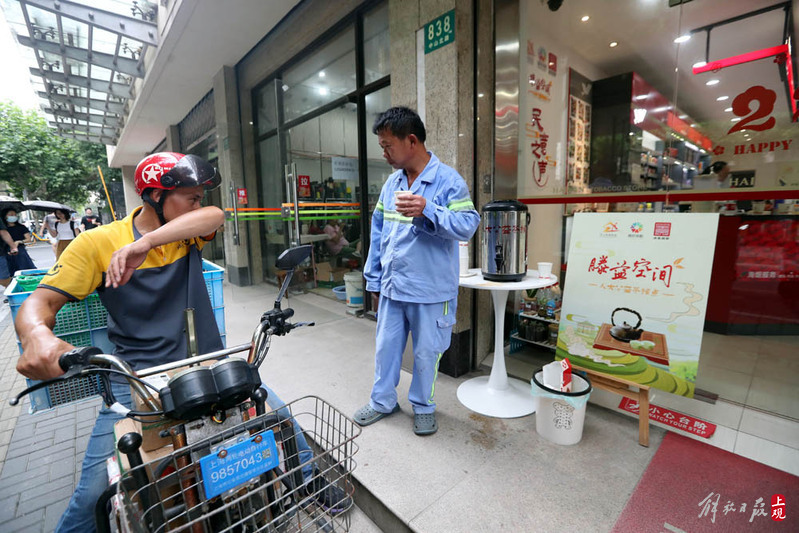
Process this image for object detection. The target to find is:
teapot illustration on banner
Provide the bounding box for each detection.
[608,307,644,343]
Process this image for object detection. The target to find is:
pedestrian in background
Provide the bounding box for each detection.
[48,208,80,260]
[80,207,102,231]
[354,107,480,436]
[1,208,36,276]
[41,212,59,257]
[0,215,19,288]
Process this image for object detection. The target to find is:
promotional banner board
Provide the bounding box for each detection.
[557,213,719,398]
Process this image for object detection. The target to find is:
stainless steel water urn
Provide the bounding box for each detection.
[480,200,530,282]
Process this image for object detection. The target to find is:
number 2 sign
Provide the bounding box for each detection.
[727,85,777,135]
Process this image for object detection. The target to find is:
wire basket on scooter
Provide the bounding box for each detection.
[115,396,361,533]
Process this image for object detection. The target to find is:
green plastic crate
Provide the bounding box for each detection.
[5,260,226,412]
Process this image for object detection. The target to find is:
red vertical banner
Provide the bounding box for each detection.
[298,175,311,198]
[236,188,248,205]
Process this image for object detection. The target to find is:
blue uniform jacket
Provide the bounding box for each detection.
[364,152,480,303]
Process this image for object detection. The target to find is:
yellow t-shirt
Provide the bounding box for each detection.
[39,207,221,369]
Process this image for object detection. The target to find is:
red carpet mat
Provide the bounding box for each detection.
[612,432,798,532]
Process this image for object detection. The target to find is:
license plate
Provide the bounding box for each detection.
[199,431,279,499]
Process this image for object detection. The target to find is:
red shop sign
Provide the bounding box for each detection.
[297,175,311,198]
[236,188,248,205]
[619,397,717,439]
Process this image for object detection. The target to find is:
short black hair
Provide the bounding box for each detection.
[372,106,426,143]
[710,161,728,173]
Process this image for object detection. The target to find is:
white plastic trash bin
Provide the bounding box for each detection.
[531,369,592,445]
[343,272,364,308]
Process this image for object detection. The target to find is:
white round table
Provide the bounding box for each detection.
[457,268,557,418]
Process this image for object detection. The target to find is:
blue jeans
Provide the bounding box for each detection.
[56,381,314,533]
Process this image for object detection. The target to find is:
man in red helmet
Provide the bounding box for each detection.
[15,152,351,532]
[15,152,226,532]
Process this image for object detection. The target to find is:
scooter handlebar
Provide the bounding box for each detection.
[58,346,104,372]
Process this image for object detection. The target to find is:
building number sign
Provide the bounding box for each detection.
[425,10,455,54]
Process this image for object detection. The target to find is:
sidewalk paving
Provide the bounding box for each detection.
[0,318,103,533]
[0,279,664,533]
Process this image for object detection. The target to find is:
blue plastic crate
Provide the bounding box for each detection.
[5,260,226,412]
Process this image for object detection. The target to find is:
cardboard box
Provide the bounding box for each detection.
[131,371,177,451]
[316,262,348,283]
[316,262,333,282]
[331,267,348,282]
[114,416,175,470]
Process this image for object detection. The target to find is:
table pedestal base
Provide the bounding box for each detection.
[456,376,536,418]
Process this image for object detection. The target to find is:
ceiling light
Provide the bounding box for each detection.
[731,117,741,122]
[692,61,707,69]
[609,41,618,48]
[318,71,326,78]
[724,107,733,112]
[478,93,485,97]
[282,84,289,91]
[678,114,687,119]
[581,15,589,22]
[674,34,691,44]
[716,95,729,101]
[706,79,719,86]
[653,106,671,113]
[634,94,649,100]
[318,87,329,96]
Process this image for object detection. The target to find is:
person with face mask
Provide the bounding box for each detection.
[0,208,36,281]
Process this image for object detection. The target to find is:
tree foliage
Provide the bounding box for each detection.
[0,100,121,208]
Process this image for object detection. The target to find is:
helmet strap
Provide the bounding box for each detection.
[142,189,168,226]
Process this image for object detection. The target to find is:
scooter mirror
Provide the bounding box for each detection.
[275,245,312,270]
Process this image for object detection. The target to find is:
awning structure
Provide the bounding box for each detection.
[4,0,158,145]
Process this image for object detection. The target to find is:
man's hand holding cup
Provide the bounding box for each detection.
[394,190,426,218]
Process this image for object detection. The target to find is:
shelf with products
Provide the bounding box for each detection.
[512,310,560,353]
[510,333,556,351]
[519,311,559,324]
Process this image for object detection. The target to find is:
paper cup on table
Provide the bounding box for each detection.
[459,241,469,276]
[537,262,553,279]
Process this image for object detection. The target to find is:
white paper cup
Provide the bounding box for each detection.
[459,241,469,276]
[394,190,412,200]
[537,262,553,279]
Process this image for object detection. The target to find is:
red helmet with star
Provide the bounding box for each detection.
[134,152,221,195]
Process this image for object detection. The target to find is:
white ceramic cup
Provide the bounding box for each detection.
[538,261,553,279]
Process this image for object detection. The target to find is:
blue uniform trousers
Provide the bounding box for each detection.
[370,296,457,415]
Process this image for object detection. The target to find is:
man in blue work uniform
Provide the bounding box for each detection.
[354,107,480,436]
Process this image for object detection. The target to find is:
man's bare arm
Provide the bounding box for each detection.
[16,288,73,380]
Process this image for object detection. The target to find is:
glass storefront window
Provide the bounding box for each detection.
[255,80,278,136]
[258,135,285,280]
[513,0,798,423]
[252,1,390,295]
[286,103,363,268]
[365,87,393,214]
[363,2,390,84]
[282,26,356,122]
